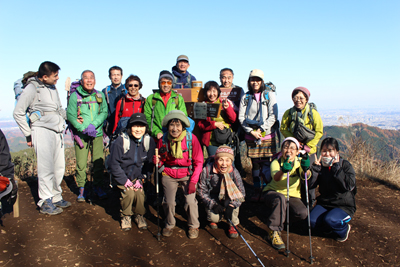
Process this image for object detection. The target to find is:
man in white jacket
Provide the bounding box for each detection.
[13,61,70,215]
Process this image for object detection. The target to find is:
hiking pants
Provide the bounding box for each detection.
[206,198,240,226]
[32,127,65,207]
[263,190,307,232]
[162,175,200,229]
[310,205,351,238]
[74,136,104,187]
[117,185,146,216]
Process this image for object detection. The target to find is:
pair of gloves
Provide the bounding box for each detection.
[82,124,98,138]
[124,179,143,191]
[281,153,310,173]
[212,204,235,221]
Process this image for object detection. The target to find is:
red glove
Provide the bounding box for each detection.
[152,155,161,166]
[187,182,197,195]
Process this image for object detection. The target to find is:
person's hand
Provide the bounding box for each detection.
[222,99,230,110]
[156,133,163,140]
[214,121,225,130]
[152,155,160,165]
[224,205,234,221]
[250,130,262,139]
[187,182,196,195]
[133,179,143,191]
[124,179,134,190]
[281,157,293,173]
[212,204,225,214]
[77,115,84,124]
[333,154,340,164]
[27,141,33,147]
[314,155,321,166]
[301,153,310,171]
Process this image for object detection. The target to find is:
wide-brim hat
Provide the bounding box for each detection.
[162,110,190,128]
[249,69,264,81]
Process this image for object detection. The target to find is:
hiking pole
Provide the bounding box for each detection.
[228,219,265,267]
[285,158,290,258]
[155,148,161,241]
[304,169,314,264]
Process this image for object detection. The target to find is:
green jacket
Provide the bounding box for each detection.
[144,90,187,138]
[67,86,108,138]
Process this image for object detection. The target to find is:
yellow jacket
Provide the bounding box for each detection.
[280,104,323,154]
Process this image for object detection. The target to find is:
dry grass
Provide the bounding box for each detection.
[343,135,400,189]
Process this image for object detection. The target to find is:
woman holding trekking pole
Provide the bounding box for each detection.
[310,137,356,242]
[263,137,311,250]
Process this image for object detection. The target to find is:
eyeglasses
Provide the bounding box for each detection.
[128,84,139,88]
[293,97,306,102]
[161,81,172,85]
[282,146,298,151]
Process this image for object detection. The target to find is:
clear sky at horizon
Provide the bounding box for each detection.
[0,0,399,119]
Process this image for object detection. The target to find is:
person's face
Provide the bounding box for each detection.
[220,70,233,88]
[206,87,219,102]
[292,92,307,110]
[216,156,232,174]
[127,80,140,97]
[282,141,299,162]
[109,69,122,86]
[42,71,59,86]
[320,145,338,158]
[250,77,262,93]
[131,123,146,139]
[177,60,189,73]
[160,78,172,94]
[81,71,96,93]
[168,120,183,138]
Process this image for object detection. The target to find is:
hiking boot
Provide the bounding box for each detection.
[267,230,285,250]
[209,222,218,230]
[77,187,85,202]
[162,227,174,237]
[188,228,199,239]
[229,225,239,239]
[40,198,63,215]
[94,186,107,199]
[134,214,148,230]
[121,216,132,231]
[53,199,71,208]
[336,224,351,242]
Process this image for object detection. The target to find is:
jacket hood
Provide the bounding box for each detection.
[77,85,96,97]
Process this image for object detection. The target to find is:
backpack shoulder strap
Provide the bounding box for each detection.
[121,132,130,154]
[119,97,125,118]
[186,74,191,87]
[174,95,179,107]
[243,92,251,106]
[140,97,146,110]
[104,85,111,104]
[143,134,150,152]
[186,131,193,160]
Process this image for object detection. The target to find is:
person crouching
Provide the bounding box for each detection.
[198,145,245,238]
[153,110,204,239]
[108,113,155,231]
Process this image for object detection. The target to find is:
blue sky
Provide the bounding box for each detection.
[0,0,399,119]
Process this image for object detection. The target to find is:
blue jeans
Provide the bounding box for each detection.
[310,205,351,238]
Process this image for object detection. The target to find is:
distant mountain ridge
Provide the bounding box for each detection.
[322,123,400,162]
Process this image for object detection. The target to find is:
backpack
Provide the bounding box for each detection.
[289,102,318,129]
[65,79,104,148]
[288,103,318,144]
[173,73,192,88]
[104,85,126,106]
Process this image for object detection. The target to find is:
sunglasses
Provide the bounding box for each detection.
[128,84,139,88]
[161,81,172,85]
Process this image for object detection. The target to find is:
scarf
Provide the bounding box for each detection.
[168,130,186,159]
[216,167,244,203]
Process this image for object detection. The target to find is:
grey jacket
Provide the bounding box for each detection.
[238,90,278,135]
[13,77,65,138]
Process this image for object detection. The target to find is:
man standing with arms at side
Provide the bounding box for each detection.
[102,66,125,137]
[171,55,197,89]
[13,61,70,215]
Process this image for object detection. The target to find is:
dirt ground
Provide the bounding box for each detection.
[1,172,399,267]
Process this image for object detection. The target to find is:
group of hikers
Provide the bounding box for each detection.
[1,56,357,253]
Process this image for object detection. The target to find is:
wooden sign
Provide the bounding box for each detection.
[185,102,221,118]
[172,88,205,102]
[219,87,243,102]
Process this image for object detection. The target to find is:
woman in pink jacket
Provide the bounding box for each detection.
[198,81,237,157]
[153,110,204,239]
